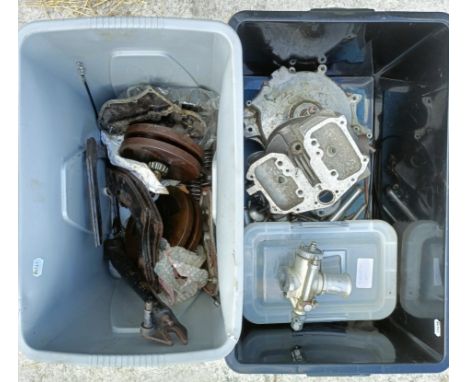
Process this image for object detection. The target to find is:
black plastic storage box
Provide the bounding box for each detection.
[227,10,448,376]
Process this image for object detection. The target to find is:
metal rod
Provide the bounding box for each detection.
[382,205,398,223]
[386,187,417,222]
[330,188,363,222]
[351,203,367,220]
[85,138,103,246]
[77,61,98,120]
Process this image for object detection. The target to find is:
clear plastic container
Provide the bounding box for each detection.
[243,220,397,324]
[398,221,445,319]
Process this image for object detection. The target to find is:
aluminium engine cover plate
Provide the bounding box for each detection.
[244,66,353,144]
[246,115,369,214]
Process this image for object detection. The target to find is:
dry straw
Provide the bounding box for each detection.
[26,0,148,17]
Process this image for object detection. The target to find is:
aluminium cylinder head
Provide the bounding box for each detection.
[246,113,369,214]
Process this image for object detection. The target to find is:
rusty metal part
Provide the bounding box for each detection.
[124,217,140,265]
[156,186,194,248]
[120,136,201,182]
[188,178,202,202]
[155,186,202,251]
[98,86,174,134]
[126,123,204,161]
[186,197,203,251]
[200,187,218,296]
[201,146,214,186]
[106,167,163,286]
[98,85,211,140]
[202,233,218,296]
[140,301,188,346]
[85,138,104,247]
[101,131,167,195]
[104,238,188,346]
[104,238,157,301]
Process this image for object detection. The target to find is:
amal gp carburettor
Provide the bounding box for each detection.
[279,242,352,331]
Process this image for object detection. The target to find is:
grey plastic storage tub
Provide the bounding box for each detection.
[227,10,448,376]
[19,17,244,366]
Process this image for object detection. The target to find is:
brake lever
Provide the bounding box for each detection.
[106,166,162,286]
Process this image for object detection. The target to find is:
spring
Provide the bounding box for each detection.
[202,147,214,186]
[188,178,202,202]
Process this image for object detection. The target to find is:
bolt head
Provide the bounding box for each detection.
[304,304,313,312]
[291,321,302,331]
[291,316,304,331]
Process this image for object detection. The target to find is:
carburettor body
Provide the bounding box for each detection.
[279,242,352,331]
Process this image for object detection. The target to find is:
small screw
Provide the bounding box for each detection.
[212,297,220,307]
[291,320,303,331]
[304,304,313,312]
[143,302,153,329]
